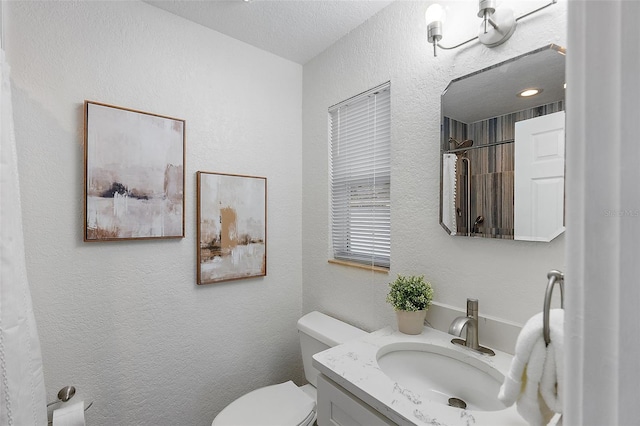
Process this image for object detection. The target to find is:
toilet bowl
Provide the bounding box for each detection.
[212,311,366,426]
[212,381,316,426]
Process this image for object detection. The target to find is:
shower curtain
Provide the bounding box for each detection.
[0,48,48,425]
[442,153,458,235]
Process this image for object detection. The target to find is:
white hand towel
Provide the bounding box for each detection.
[541,310,564,413]
[517,337,554,426]
[498,310,545,407]
[498,309,564,426]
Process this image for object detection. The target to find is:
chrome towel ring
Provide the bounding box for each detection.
[543,270,564,346]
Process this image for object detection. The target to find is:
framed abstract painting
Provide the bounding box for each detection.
[197,171,267,284]
[84,101,185,241]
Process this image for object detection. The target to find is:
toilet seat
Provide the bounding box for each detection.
[212,381,316,426]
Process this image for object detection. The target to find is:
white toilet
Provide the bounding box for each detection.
[212,311,366,426]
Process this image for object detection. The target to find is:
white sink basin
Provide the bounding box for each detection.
[376,342,505,411]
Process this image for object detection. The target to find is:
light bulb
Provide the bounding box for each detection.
[425,4,445,25]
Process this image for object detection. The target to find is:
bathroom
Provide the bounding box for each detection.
[1,0,636,425]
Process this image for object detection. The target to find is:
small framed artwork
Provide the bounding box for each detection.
[84,101,185,241]
[197,171,267,284]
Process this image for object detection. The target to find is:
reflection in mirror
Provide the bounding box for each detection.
[440,44,566,241]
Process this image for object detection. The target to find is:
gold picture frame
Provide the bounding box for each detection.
[197,171,267,284]
[84,101,185,241]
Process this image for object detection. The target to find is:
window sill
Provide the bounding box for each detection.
[328,259,390,274]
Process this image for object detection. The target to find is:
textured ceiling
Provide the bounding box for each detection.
[144,0,395,64]
[443,46,566,124]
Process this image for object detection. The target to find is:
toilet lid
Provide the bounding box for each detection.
[212,381,316,426]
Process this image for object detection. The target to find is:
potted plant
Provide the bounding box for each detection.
[386,274,434,334]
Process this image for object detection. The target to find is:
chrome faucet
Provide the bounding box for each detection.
[448,298,495,356]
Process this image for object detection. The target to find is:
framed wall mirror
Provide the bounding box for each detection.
[440,44,566,241]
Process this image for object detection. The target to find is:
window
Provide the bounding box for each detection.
[329,82,391,269]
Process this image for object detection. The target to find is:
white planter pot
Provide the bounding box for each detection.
[395,309,427,335]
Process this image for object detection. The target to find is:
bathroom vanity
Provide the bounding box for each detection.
[313,326,528,426]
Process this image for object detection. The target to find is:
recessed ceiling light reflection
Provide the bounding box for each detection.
[518,88,542,97]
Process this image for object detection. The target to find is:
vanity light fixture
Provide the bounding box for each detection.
[426,0,557,57]
[518,88,542,97]
[425,4,445,57]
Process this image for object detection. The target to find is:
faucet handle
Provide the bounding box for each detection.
[466,298,478,318]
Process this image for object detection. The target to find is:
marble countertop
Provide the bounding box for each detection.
[312,325,528,426]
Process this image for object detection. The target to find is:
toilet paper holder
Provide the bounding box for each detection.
[47,385,93,425]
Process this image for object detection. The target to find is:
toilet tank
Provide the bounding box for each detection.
[297,311,367,387]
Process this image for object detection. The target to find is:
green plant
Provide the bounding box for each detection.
[386,274,434,312]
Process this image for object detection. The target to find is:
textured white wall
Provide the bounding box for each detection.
[302,0,568,340]
[6,1,303,425]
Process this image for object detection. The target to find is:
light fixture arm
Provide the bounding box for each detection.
[430,0,557,56]
[516,0,557,22]
[486,17,499,32]
[437,37,478,52]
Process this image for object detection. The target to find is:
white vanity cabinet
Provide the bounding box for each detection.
[317,374,395,426]
[313,327,529,426]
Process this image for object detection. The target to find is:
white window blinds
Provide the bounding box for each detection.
[329,82,391,268]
